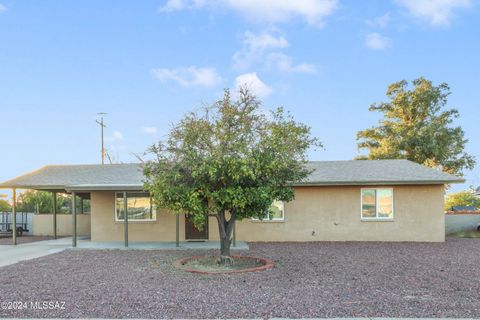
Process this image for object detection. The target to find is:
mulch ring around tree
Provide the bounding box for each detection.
[174,255,274,274]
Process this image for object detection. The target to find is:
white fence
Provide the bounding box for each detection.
[0,212,34,234]
[445,213,480,235]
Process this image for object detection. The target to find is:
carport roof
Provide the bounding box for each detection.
[0,164,144,192]
[0,159,464,192]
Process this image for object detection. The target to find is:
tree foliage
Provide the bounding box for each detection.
[0,199,11,212]
[15,190,89,213]
[357,77,475,175]
[444,191,480,211]
[144,89,320,261]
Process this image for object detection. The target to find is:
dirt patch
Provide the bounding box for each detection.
[449,230,480,238]
[175,255,274,274]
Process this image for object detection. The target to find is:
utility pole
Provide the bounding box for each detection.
[96,113,107,165]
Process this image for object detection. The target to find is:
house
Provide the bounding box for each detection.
[0,159,463,245]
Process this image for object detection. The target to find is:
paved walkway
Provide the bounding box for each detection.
[0,237,248,268]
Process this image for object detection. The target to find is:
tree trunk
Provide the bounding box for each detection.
[216,211,235,266]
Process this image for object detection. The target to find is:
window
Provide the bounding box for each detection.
[115,192,156,222]
[253,200,285,221]
[361,188,394,220]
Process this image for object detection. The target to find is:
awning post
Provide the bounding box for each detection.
[72,192,77,247]
[175,214,179,247]
[123,192,128,247]
[52,192,57,240]
[12,188,16,245]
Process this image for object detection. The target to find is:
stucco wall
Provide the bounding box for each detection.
[90,185,445,242]
[32,213,91,236]
[90,191,185,242]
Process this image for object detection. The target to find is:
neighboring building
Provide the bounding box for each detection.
[0,160,463,244]
[474,187,480,197]
[451,206,478,212]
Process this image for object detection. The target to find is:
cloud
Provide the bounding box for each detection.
[0,4,6,13]
[106,131,124,142]
[366,12,391,28]
[365,33,392,50]
[142,126,158,134]
[266,53,317,74]
[396,0,472,26]
[235,72,272,98]
[159,0,338,25]
[159,0,208,12]
[233,31,289,70]
[233,30,317,74]
[151,66,223,88]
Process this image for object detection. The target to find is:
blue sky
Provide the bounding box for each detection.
[0,0,478,194]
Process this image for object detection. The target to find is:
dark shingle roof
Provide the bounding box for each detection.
[0,164,144,191]
[301,160,463,185]
[0,159,463,191]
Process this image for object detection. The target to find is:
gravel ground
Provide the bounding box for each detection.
[0,238,479,318]
[0,235,57,245]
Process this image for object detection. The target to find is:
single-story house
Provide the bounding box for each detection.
[0,159,463,245]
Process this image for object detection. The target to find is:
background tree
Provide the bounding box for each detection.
[357,77,475,175]
[16,190,86,213]
[17,190,53,213]
[0,199,11,212]
[444,191,480,211]
[144,89,319,264]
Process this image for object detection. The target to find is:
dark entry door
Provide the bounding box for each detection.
[185,215,208,241]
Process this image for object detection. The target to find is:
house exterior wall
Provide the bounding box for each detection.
[90,191,185,242]
[89,184,445,243]
[32,213,91,236]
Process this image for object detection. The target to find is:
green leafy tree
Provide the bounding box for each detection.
[17,190,53,213]
[144,89,320,263]
[357,77,475,175]
[16,190,80,213]
[0,199,11,212]
[445,191,480,211]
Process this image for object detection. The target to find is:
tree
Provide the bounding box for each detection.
[16,190,75,213]
[144,89,319,264]
[17,190,53,213]
[357,77,475,175]
[0,199,11,212]
[444,191,480,211]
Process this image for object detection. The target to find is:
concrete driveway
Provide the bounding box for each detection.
[0,237,71,267]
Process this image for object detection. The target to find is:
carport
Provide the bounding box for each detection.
[0,164,144,246]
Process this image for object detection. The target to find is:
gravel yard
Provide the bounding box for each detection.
[0,238,479,318]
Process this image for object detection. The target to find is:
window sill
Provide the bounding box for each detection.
[251,219,286,223]
[114,220,157,224]
[361,218,394,222]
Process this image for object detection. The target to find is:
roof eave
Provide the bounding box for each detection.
[65,184,144,192]
[293,179,465,186]
[0,185,67,191]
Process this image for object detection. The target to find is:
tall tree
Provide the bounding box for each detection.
[357,77,475,175]
[0,199,11,212]
[144,89,319,264]
[444,190,480,211]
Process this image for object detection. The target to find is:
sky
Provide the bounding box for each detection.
[0,0,478,196]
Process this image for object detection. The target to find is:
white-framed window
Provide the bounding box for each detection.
[252,200,285,221]
[114,192,156,222]
[361,188,394,220]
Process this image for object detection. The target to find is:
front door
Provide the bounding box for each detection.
[185,215,208,241]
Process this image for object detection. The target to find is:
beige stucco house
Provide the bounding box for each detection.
[0,160,463,245]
